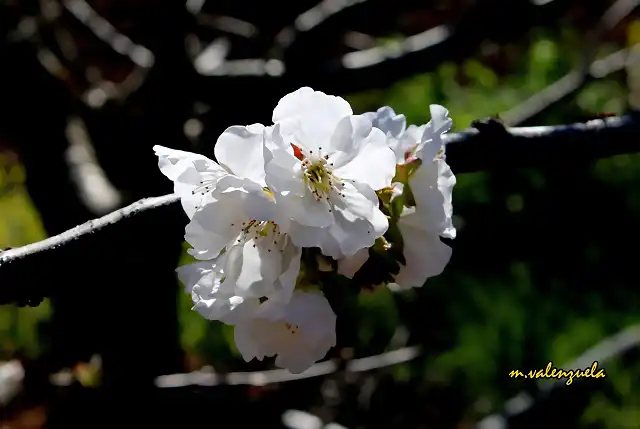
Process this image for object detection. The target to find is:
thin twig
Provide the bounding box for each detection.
[153,346,420,388]
[0,194,180,267]
[445,112,640,173]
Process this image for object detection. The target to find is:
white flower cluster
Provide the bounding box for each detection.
[154,87,456,373]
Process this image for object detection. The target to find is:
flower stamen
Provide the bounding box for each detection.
[232,219,289,253]
[284,322,299,335]
[299,149,346,204]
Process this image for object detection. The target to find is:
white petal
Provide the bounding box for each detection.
[403,124,425,143]
[219,297,261,326]
[270,240,302,303]
[263,123,289,165]
[316,229,344,260]
[215,124,267,187]
[232,291,336,373]
[385,137,404,165]
[367,106,406,139]
[437,160,457,239]
[324,210,376,258]
[273,87,353,152]
[186,195,243,260]
[234,321,267,361]
[275,351,318,374]
[233,239,283,298]
[416,105,452,161]
[394,124,424,164]
[177,257,264,323]
[177,253,285,326]
[271,177,387,259]
[175,260,216,294]
[154,146,229,218]
[186,175,278,260]
[285,292,336,350]
[426,104,452,136]
[173,182,201,219]
[325,115,373,168]
[409,159,456,237]
[332,117,396,191]
[285,221,332,250]
[264,147,306,198]
[395,214,452,288]
[185,175,275,259]
[192,296,233,321]
[287,180,388,259]
[333,179,378,221]
[153,145,219,181]
[337,248,369,279]
[280,188,334,228]
[253,296,291,323]
[213,175,277,221]
[324,180,387,257]
[270,291,336,372]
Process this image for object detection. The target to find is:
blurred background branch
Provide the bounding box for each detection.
[500,0,640,126]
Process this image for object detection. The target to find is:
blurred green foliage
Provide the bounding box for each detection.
[1,25,638,427]
[0,154,49,358]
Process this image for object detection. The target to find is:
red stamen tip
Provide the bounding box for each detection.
[291,143,304,161]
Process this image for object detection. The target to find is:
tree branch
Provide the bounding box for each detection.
[0,193,180,306]
[446,111,640,173]
[1,114,639,305]
[0,193,178,267]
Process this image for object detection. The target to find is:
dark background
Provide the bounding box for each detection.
[0,0,639,428]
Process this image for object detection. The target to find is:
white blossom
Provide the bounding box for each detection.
[176,174,301,323]
[155,92,458,372]
[263,87,396,259]
[233,291,337,373]
[153,123,269,218]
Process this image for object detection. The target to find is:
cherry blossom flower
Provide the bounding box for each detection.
[153,123,270,218]
[176,175,301,323]
[233,290,337,373]
[153,90,459,373]
[263,87,396,258]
